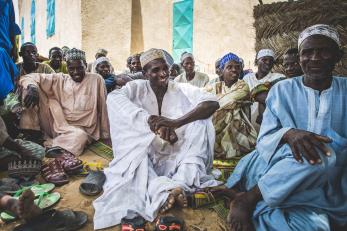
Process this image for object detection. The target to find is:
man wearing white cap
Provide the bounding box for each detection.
[93,48,221,229]
[222,24,347,231]
[243,49,285,130]
[174,52,210,87]
[19,48,110,156]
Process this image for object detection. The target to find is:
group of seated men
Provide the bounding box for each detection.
[0,20,346,231]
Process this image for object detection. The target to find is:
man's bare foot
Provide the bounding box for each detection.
[171,188,187,208]
[17,189,42,220]
[160,187,187,213]
[227,192,256,231]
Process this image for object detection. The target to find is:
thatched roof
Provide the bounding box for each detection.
[253,0,347,75]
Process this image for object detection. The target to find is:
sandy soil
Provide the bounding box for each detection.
[1,150,227,231]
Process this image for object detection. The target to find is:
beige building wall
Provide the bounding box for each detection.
[81,0,132,71]
[139,0,173,54]
[18,0,82,58]
[193,0,258,73]
[17,0,284,73]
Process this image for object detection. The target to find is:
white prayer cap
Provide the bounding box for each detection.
[94,57,110,67]
[298,24,341,48]
[256,49,275,60]
[180,52,194,62]
[140,48,166,68]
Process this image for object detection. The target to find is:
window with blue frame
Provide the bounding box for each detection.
[21,17,24,45]
[172,0,194,62]
[30,0,35,44]
[46,0,55,37]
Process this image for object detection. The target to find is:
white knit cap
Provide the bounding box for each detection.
[256,49,275,60]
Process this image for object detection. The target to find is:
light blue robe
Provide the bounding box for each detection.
[226,76,347,231]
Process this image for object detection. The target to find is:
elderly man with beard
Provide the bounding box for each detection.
[18,48,109,156]
[93,48,221,230]
[224,24,347,231]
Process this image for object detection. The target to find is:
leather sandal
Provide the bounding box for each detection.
[41,159,69,186]
[56,150,83,175]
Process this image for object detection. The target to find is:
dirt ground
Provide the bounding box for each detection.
[1,150,227,231]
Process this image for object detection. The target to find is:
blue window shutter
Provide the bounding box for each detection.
[30,0,35,44]
[46,0,55,37]
[172,0,194,62]
[21,17,24,45]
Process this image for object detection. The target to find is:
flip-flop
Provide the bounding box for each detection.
[121,217,146,231]
[79,170,106,196]
[10,183,55,199]
[155,215,184,231]
[0,192,61,222]
[13,209,88,231]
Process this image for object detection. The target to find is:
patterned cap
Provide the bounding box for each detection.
[256,49,275,60]
[219,52,241,70]
[96,48,108,56]
[140,48,166,68]
[298,24,340,48]
[65,48,86,62]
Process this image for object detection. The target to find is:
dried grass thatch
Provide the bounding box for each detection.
[254,0,347,75]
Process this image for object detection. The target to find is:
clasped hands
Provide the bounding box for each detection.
[148,115,180,144]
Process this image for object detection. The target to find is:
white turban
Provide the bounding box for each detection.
[93,57,110,72]
[256,49,275,60]
[180,52,194,62]
[298,24,341,48]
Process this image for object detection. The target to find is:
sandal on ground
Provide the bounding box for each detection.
[11,183,55,198]
[41,159,69,186]
[155,216,184,231]
[79,170,106,196]
[13,209,88,231]
[0,178,20,195]
[121,217,146,231]
[1,191,61,222]
[45,147,64,158]
[56,151,83,175]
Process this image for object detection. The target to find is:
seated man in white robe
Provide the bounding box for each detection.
[225,25,347,231]
[93,48,221,229]
[19,48,110,156]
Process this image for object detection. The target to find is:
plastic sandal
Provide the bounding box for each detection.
[1,192,61,222]
[121,217,146,231]
[155,216,184,231]
[79,170,106,196]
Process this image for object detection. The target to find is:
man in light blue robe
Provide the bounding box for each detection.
[225,24,347,231]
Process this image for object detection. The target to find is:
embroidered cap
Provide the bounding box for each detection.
[298,24,341,48]
[65,48,86,62]
[140,48,166,68]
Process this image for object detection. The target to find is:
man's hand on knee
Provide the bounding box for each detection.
[282,128,332,164]
[23,85,39,108]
